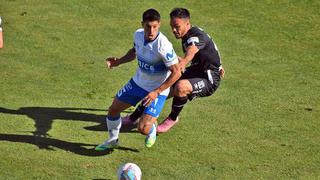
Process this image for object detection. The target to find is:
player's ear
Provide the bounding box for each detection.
[186,19,191,26]
[141,21,144,28]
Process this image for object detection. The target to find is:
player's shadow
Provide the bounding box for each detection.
[0,133,139,156]
[0,106,139,156]
[0,106,136,137]
[0,133,113,156]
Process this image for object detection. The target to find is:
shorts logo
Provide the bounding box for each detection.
[149,107,157,114]
[194,80,205,90]
[117,82,133,97]
[148,98,158,114]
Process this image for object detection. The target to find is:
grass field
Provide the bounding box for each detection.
[1,0,320,179]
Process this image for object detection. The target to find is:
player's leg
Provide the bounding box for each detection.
[124,87,174,124]
[169,79,193,118]
[158,76,219,133]
[95,98,132,151]
[138,94,167,148]
[138,114,158,148]
[122,103,145,126]
[157,79,192,133]
[96,79,142,151]
[138,114,157,135]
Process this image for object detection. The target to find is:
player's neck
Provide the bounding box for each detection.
[144,32,160,45]
[182,25,192,38]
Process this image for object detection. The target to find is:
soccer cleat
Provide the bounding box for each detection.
[157,117,179,133]
[95,139,119,151]
[145,123,157,148]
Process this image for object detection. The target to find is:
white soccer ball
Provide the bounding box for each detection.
[117,163,142,180]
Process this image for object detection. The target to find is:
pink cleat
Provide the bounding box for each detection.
[157,117,179,133]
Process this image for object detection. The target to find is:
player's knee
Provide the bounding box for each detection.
[138,119,152,135]
[138,124,149,135]
[174,81,190,96]
[139,128,149,135]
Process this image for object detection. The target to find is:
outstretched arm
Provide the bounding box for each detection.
[106,48,136,69]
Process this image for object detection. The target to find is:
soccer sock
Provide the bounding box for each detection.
[106,115,121,141]
[168,96,188,121]
[148,123,156,137]
[129,103,145,121]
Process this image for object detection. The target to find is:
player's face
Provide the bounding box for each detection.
[142,20,160,41]
[170,17,189,39]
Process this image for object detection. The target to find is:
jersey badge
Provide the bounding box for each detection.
[187,37,199,45]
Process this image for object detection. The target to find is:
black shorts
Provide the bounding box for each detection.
[178,68,220,101]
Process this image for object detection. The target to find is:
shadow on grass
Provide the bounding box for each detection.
[0,106,139,156]
[0,133,139,156]
[0,106,135,137]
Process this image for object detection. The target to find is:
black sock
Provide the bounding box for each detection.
[168,96,188,121]
[129,103,145,121]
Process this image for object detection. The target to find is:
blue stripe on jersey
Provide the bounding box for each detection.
[137,55,167,74]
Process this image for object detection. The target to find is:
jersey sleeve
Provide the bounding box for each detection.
[186,34,206,50]
[158,39,179,67]
[133,30,138,49]
[133,29,143,50]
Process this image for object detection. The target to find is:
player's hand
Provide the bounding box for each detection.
[142,91,159,107]
[219,65,225,78]
[106,57,119,69]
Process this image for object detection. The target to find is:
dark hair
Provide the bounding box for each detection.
[170,8,190,19]
[142,8,161,22]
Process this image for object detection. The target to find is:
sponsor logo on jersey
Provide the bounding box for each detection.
[137,57,167,73]
[138,59,155,72]
[165,49,176,61]
[187,37,200,45]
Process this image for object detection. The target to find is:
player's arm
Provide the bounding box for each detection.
[142,63,181,106]
[179,45,199,70]
[106,48,136,69]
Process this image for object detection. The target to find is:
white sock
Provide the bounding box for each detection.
[148,123,156,137]
[106,116,121,142]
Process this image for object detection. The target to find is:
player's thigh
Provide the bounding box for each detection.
[110,79,147,116]
[108,98,132,116]
[116,79,147,106]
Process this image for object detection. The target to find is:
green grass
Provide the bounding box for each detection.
[1,0,319,179]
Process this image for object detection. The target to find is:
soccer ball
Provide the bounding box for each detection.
[117,163,142,180]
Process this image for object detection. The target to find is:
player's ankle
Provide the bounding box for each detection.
[168,114,178,121]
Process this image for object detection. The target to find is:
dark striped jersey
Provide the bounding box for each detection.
[182,26,221,76]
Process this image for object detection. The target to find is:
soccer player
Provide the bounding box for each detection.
[123,8,224,133]
[95,9,181,151]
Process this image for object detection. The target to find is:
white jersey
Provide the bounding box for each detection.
[132,29,178,96]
